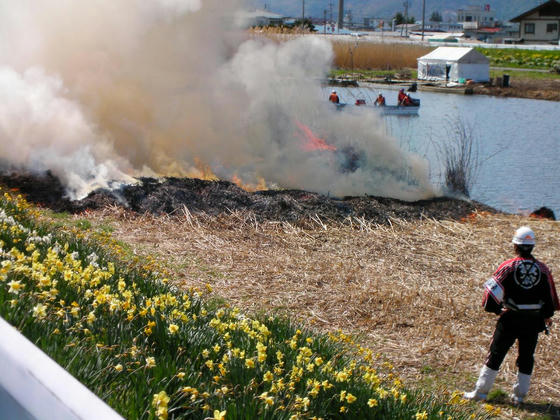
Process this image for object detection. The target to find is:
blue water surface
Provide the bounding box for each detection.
[325,85,560,217]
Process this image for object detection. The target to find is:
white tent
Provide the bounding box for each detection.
[417,47,489,83]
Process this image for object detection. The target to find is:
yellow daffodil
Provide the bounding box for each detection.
[213,409,226,420]
[32,303,47,319]
[8,280,24,294]
[415,411,428,420]
[263,371,274,382]
[152,391,169,420]
[377,388,389,399]
[346,393,357,404]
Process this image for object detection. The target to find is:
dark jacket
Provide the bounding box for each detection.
[483,256,560,330]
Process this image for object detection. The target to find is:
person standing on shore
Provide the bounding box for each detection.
[464,226,559,404]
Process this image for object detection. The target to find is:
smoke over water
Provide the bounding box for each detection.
[0,0,436,200]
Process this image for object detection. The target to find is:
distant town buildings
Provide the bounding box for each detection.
[244,1,560,45]
[241,9,285,27]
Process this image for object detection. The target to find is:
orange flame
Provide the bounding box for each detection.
[185,158,269,192]
[295,121,336,152]
[232,173,267,192]
[187,157,219,181]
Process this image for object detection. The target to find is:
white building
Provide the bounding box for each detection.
[510,0,560,44]
[240,9,285,27]
[457,4,497,29]
[417,47,490,83]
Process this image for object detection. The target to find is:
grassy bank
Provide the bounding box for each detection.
[80,204,560,419]
[0,190,495,419]
[489,69,560,80]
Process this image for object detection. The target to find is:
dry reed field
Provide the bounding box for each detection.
[82,207,560,418]
[247,31,432,70]
[331,41,432,70]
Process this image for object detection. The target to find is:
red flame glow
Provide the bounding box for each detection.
[295,121,336,152]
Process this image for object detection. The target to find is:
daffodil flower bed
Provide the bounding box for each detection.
[476,47,560,70]
[0,191,495,420]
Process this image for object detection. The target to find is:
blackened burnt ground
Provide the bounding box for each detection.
[0,172,498,223]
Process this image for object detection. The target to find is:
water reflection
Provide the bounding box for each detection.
[325,85,560,217]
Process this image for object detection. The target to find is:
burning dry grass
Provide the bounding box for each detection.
[80,207,560,414]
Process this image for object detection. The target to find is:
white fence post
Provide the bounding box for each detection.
[0,317,124,420]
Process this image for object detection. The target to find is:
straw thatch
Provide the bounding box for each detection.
[81,207,559,417]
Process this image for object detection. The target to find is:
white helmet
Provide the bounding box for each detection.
[512,226,536,245]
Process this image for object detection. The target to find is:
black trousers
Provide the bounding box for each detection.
[485,312,540,375]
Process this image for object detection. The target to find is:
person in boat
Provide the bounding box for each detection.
[397,88,412,106]
[329,90,340,104]
[374,92,386,106]
[464,226,559,405]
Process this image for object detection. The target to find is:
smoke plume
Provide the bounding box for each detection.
[0,0,435,200]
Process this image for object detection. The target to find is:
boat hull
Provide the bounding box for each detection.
[376,105,419,116]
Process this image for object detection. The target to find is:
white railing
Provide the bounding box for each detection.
[0,317,124,420]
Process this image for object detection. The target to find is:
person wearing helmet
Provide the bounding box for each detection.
[329,90,340,104]
[374,92,386,107]
[465,226,560,404]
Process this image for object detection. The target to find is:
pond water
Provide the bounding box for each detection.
[327,85,560,217]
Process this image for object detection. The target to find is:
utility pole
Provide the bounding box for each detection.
[421,0,426,41]
[338,0,344,31]
[403,0,409,37]
[301,0,305,30]
[324,9,327,34]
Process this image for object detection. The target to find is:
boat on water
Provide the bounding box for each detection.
[332,98,420,116]
[359,96,420,116]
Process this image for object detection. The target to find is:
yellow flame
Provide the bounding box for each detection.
[232,173,268,192]
[186,157,219,181]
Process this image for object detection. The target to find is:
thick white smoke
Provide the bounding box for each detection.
[0,0,435,200]
[0,67,134,197]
